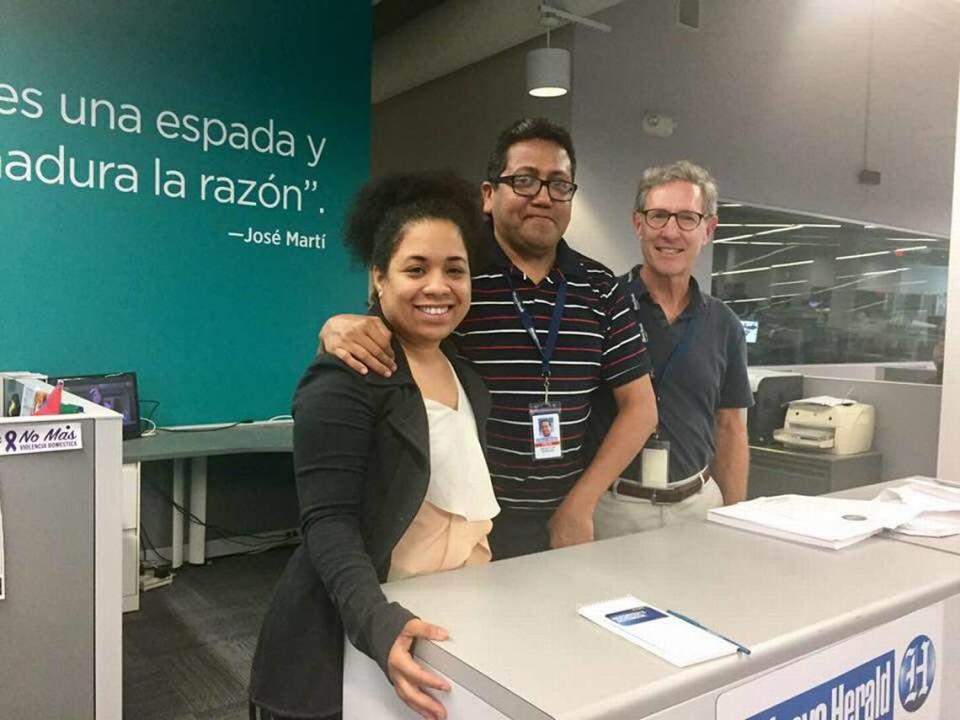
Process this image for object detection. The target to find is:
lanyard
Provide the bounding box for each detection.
[653,314,697,397]
[509,275,567,402]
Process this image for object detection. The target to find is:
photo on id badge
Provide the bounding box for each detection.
[530,404,562,460]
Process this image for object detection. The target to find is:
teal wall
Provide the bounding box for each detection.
[0,1,370,425]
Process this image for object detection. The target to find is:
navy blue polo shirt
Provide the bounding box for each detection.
[453,233,651,513]
[620,265,753,483]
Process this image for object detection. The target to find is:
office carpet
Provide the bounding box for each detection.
[122,546,295,720]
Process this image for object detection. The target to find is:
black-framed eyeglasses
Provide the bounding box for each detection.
[638,209,707,231]
[492,174,578,202]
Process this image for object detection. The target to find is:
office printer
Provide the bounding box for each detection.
[747,369,803,445]
[773,398,875,454]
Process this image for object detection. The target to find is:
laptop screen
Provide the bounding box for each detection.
[49,372,142,439]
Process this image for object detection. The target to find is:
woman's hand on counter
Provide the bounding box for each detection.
[387,618,451,720]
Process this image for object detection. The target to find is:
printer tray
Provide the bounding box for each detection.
[773,428,834,450]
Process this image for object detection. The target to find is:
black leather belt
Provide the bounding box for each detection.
[613,474,707,504]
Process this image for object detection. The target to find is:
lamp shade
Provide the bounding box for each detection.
[526,47,570,97]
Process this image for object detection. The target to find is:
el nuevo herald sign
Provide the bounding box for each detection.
[717,603,941,719]
[1,422,83,456]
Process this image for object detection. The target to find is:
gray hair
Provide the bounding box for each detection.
[633,160,719,217]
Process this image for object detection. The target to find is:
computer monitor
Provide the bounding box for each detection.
[740,319,759,344]
[49,372,142,439]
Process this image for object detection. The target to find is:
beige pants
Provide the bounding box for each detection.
[594,478,724,539]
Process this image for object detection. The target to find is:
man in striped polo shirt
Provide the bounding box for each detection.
[320,118,657,559]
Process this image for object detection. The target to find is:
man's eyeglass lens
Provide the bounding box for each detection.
[498,175,577,201]
[642,210,704,230]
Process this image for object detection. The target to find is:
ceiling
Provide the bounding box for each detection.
[373,0,448,39]
[369,0,624,102]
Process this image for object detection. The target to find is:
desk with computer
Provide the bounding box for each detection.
[3,370,294,613]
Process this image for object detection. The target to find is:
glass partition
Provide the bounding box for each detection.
[710,204,948,379]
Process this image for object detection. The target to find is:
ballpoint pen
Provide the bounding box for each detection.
[666,609,752,655]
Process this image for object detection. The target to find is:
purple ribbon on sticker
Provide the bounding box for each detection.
[4,430,16,452]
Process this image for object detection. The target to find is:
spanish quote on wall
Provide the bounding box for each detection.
[1,82,331,248]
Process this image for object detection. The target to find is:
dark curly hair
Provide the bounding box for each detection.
[343,171,484,274]
[485,118,576,181]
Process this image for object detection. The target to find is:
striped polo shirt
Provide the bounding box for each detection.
[454,231,651,513]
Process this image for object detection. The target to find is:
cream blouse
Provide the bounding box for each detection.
[389,366,499,581]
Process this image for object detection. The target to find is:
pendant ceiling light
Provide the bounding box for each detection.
[527,45,570,98]
[526,3,611,99]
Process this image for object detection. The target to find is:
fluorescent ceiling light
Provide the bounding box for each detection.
[711,266,771,277]
[800,224,842,228]
[720,203,742,208]
[770,260,815,269]
[755,225,804,236]
[893,246,928,253]
[770,279,810,287]
[714,233,756,243]
[863,268,909,277]
[884,237,939,242]
[724,297,768,303]
[744,223,795,228]
[771,293,803,299]
[835,251,890,260]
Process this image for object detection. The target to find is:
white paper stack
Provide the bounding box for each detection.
[872,477,960,537]
[578,596,739,667]
[707,495,922,549]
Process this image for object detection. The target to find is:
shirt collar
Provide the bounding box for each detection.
[360,308,461,388]
[626,264,706,315]
[477,221,586,280]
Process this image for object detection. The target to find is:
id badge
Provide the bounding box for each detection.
[529,402,562,460]
[640,439,670,489]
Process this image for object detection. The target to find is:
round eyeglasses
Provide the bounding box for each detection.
[639,209,707,231]
[492,174,578,202]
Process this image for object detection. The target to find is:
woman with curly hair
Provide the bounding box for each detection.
[249,172,497,720]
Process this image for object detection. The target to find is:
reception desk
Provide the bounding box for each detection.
[344,521,960,719]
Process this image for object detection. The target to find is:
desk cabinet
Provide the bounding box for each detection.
[748,444,882,498]
[122,463,140,612]
[0,410,122,719]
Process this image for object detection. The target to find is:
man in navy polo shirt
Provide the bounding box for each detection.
[319,119,657,559]
[592,161,753,538]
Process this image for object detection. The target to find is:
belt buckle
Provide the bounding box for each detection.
[648,487,672,506]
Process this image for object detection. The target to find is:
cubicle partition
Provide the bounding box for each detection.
[0,392,122,718]
[799,376,940,480]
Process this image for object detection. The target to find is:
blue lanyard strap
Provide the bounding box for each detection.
[509,275,567,381]
[653,314,697,395]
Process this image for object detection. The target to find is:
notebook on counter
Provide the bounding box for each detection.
[707,495,921,550]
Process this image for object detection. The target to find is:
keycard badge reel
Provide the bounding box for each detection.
[640,438,670,489]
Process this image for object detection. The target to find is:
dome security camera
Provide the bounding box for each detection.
[642,113,677,138]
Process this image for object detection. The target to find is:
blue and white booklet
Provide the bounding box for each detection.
[578,595,739,667]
